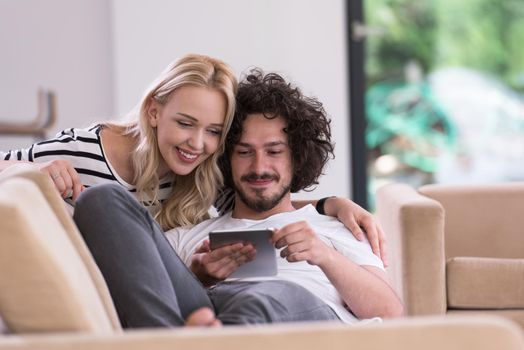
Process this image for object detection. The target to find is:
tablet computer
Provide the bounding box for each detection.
[209,228,277,278]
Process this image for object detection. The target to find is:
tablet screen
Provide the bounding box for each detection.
[209,228,277,278]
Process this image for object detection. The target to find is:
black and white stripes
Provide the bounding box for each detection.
[1,124,234,215]
[1,125,173,205]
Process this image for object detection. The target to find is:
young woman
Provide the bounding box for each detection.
[0,54,237,231]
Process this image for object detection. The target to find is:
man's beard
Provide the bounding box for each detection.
[234,172,291,212]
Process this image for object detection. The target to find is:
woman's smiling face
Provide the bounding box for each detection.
[147,85,227,177]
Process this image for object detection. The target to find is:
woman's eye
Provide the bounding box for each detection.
[208,128,222,136]
[177,121,192,127]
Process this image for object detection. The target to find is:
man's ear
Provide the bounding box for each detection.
[146,98,160,127]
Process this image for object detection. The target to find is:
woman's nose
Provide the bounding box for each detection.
[187,130,204,150]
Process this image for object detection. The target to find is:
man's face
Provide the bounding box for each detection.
[231,114,293,212]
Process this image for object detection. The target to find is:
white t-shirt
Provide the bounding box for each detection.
[165,204,384,324]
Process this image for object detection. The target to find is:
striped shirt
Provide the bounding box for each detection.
[1,124,234,214]
[0,125,168,208]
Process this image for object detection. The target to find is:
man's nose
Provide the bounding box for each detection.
[251,152,268,173]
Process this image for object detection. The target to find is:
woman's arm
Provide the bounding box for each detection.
[1,158,83,200]
[1,140,84,200]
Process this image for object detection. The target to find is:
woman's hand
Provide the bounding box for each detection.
[36,160,84,201]
[190,240,256,285]
[323,197,388,267]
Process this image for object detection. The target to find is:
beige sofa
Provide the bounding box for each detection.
[376,182,524,328]
[0,164,523,349]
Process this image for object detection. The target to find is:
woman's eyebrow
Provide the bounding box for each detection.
[176,113,197,121]
[176,113,224,127]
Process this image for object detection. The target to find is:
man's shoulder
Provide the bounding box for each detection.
[288,205,346,226]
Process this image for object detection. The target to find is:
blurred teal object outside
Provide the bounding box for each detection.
[366,81,457,173]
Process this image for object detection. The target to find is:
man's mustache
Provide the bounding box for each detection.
[241,172,279,182]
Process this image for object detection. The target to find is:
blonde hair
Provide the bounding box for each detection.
[107,54,237,230]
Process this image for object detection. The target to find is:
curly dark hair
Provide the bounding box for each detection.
[219,68,335,193]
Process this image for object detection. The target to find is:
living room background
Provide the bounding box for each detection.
[0,0,351,200]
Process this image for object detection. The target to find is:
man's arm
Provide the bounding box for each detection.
[272,221,403,319]
[315,251,402,319]
[292,197,388,267]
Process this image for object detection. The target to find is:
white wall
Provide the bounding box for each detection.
[0,0,351,199]
[112,0,351,199]
[0,0,114,150]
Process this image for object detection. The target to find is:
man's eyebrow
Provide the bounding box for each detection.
[177,113,223,127]
[236,141,287,147]
[264,141,287,147]
[236,142,252,148]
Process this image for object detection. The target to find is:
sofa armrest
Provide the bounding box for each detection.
[0,164,121,331]
[0,316,522,350]
[376,183,446,315]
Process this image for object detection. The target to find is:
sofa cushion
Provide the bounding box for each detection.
[447,257,524,309]
[0,177,114,333]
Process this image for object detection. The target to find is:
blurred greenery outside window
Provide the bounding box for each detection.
[364,0,524,209]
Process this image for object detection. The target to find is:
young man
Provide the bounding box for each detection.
[167,70,402,324]
[74,70,401,328]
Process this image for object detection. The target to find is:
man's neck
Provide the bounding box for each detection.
[231,196,296,220]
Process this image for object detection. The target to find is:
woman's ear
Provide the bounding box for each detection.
[146,98,160,127]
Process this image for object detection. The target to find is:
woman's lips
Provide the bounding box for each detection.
[176,147,199,163]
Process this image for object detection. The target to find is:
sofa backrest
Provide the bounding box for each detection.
[419,183,524,260]
[0,164,121,333]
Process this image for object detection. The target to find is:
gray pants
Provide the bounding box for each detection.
[73,184,339,328]
[210,281,339,324]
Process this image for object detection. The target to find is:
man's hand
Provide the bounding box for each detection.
[323,197,388,267]
[190,240,256,285]
[271,221,332,267]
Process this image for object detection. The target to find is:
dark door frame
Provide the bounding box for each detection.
[346,0,368,209]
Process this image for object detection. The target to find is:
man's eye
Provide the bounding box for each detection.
[268,150,283,155]
[236,149,252,156]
